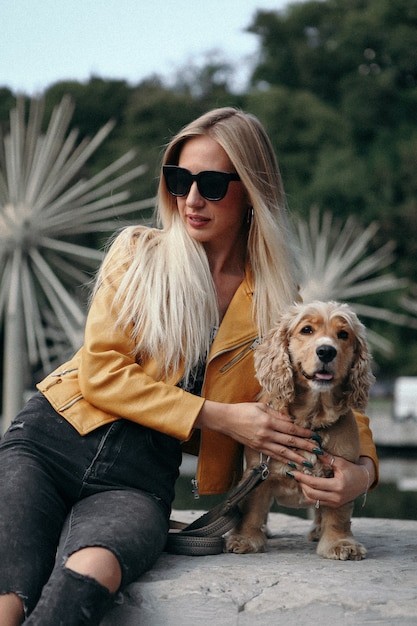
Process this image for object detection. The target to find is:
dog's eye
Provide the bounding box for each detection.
[337,330,349,340]
[300,325,313,335]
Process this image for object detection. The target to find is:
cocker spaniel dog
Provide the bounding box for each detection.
[225,301,374,561]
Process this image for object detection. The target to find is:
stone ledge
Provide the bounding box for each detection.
[102,512,417,626]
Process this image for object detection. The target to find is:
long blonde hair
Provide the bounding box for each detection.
[96,108,299,381]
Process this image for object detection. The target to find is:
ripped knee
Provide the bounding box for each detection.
[0,591,26,624]
[65,547,122,593]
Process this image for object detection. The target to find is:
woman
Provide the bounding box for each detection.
[0,107,378,625]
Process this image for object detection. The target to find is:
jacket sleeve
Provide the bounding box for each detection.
[78,268,204,441]
[354,411,379,488]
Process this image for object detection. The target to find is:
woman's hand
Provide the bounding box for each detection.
[195,400,322,467]
[289,452,375,508]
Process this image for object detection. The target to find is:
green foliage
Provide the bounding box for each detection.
[245,0,417,341]
[120,78,204,200]
[0,88,16,125]
[245,86,351,218]
[43,77,135,185]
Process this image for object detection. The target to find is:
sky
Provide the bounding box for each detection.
[1,0,299,95]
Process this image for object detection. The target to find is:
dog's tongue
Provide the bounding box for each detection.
[315,371,333,381]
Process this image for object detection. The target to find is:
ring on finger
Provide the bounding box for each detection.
[330,456,335,466]
[315,499,320,509]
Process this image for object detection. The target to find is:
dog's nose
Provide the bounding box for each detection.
[316,345,337,363]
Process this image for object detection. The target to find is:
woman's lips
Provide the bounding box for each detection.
[186,214,210,227]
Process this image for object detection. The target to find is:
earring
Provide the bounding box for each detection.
[247,207,254,225]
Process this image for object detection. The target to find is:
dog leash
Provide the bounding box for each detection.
[166,457,270,556]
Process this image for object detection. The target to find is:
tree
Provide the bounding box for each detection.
[245,0,417,296]
[42,78,137,216]
[249,0,417,103]
[245,86,351,218]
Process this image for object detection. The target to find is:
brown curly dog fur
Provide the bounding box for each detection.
[225,301,375,560]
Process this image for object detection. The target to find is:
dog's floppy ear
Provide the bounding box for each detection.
[254,313,295,409]
[346,317,375,411]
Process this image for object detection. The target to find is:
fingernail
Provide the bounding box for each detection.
[311,433,322,444]
[288,462,297,469]
[313,448,324,455]
[302,461,313,468]
[286,471,295,479]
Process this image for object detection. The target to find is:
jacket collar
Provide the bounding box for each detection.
[210,265,257,355]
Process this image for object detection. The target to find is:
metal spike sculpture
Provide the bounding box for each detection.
[0,96,153,430]
[296,207,417,354]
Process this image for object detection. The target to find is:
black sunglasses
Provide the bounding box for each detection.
[163,165,240,201]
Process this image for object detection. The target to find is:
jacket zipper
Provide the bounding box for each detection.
[59,395,83,411]
[51,368,78,377]
[219,337,261,373]
[191,478,200,499]
[42,368,79,390]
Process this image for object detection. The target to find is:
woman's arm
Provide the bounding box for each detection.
[78,271,204,440]
[355,411,379,488]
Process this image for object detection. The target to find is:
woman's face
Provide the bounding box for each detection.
[175,135,248,248]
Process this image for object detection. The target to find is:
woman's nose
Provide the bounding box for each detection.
[186,181,205,206]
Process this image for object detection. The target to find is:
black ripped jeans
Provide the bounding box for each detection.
[0,392,182,618]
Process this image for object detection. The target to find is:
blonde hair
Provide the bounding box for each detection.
[96,107,299,381]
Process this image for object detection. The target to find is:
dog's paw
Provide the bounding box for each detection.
[224,531,266,554]
[317,537,367,561]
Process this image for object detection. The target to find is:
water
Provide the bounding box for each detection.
[173,475,417,520]
[173,453,417,520]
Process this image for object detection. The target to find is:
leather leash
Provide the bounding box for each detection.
[166,458,270,556]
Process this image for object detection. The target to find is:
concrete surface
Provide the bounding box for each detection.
[101,511,417,626]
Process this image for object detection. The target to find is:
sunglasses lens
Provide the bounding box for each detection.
[198,172,227,201]
[164,167,190,196]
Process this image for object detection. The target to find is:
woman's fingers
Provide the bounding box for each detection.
[261,407,324,464]
[220,402,323,466]
[290,455,370,508]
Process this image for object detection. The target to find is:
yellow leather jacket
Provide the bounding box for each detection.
[38,265,378,495]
